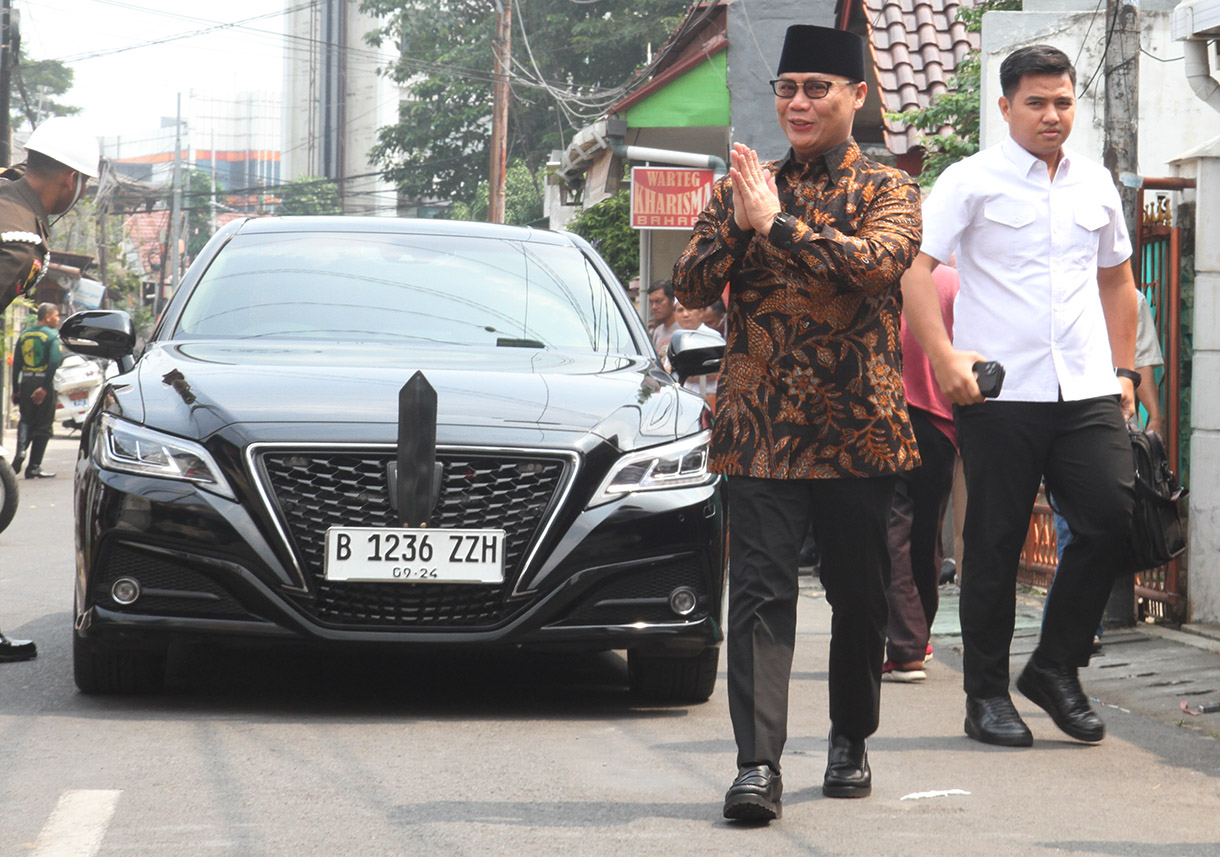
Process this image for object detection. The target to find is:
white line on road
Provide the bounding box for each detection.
[31,790,122,857]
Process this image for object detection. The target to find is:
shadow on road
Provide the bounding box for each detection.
[1,610,703,723]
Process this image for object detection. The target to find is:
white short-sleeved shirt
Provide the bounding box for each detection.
[921,135,1133,402]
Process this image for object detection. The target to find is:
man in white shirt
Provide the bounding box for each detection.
[902,45,1139,747]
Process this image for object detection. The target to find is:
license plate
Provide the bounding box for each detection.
[323,527,505,584]
[70,391,90,402]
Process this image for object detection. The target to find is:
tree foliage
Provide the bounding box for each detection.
[887,0,1021,185]
[11,49,79,132]
[173,170,221,258]
[566,190,637,285]
[277,176,343,216]
[359,0,689,211]
[450,159,543,225]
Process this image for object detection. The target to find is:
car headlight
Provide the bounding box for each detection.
[94,413,236,500]
[588,430,715,507]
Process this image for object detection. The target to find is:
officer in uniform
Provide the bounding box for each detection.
[0,116,99,663]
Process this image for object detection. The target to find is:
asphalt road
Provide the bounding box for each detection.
[2,433,1219,856]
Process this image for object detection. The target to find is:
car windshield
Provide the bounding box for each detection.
[173,231,638,353]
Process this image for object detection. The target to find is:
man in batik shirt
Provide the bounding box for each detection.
[673,24,921,823]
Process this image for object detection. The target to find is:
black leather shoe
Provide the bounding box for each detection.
[1017,658,1105,742]
[823,730,871,798]
[0,634,37,663]
[964,695,1033,746]
[723,765,782,821]
[24,467,55,479]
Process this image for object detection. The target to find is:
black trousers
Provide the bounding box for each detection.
[726,474,896,770]
[955,396,1134,698]
[885,408,957,664]
[15,378,55,472]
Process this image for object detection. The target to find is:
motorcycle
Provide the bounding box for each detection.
[0,442,16,534]
[54,353,109,432]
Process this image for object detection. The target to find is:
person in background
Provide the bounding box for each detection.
[647,279,678,359]
[673,23,921,822]
[673,300,719,406]
[11,301,63,479]
[883,262,960,682]
[701,299,727,336]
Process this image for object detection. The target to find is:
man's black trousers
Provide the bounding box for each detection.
[725,474,896,771]
[955,396,1134,699]
[15,378,56,472]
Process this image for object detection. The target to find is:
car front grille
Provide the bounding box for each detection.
[257,448,573,629]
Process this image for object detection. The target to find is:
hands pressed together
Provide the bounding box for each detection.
[729,143,782,235]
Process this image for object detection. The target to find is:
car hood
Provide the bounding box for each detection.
[108,341,692,451]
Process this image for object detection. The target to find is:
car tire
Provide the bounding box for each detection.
[627,646,719,704]
[73,632,166,694]
[0,458,17,534]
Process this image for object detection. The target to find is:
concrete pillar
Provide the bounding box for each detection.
[1176,141,1220,622]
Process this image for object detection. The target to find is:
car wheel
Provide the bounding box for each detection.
[627,646,719,704]
[73,632,166,694]
[0,458,17,533]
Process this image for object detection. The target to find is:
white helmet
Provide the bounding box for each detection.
[25,116,101,179]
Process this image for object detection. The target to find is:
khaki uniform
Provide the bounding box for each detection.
[0,177,52,312]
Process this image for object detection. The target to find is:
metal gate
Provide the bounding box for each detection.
[1017,177,1192,622]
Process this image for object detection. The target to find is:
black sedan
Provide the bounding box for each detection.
[62,217,726,701]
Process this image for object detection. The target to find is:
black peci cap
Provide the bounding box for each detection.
[776,25,867,81]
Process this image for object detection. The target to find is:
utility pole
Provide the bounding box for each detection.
[0,0,14,167]
[488,0,512,224]
[1103,0,1140,627]
[162,93,183,318]
[209,129,217,238]
[1104,0,1140,243]
[0,0,15,423]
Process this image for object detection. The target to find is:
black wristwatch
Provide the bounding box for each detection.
[770,211,799,250]
[1115,367,1141,388]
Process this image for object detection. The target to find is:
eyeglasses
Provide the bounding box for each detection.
[769,79,855,99]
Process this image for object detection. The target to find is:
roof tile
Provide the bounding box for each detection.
[862,0,981,156]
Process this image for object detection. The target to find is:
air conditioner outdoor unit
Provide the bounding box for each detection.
[1173,0,1220,39]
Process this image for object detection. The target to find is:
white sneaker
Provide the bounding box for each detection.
[882,661,927,682]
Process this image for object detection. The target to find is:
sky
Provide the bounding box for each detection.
[17,0,286,138]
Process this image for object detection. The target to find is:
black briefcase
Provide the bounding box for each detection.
[1125,422,1188,573]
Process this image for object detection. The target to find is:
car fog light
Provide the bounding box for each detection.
[111,578,141,606]
[668,586,698,617]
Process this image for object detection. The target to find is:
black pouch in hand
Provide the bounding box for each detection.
[1125,423,1188,573]
[972,361,1005,398]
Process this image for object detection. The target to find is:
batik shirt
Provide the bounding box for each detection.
[672,139,922,479]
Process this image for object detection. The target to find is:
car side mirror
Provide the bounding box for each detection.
[60,310,137,373]
[668,326,725,384]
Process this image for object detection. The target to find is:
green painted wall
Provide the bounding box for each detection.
[625,51,728,128]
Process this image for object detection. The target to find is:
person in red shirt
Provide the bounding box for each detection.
[883,263,959,681]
